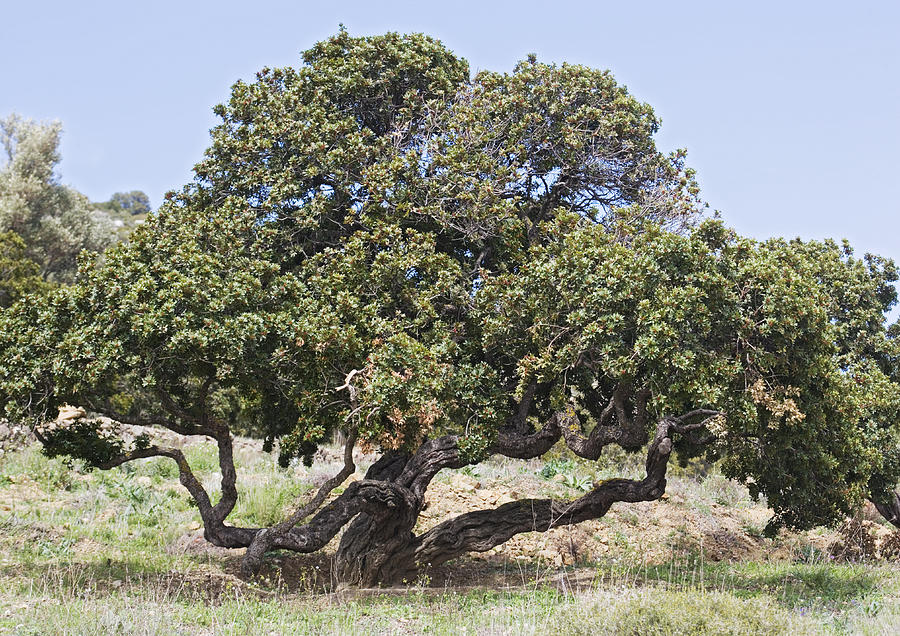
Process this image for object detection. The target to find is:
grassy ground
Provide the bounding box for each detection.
[1,438,899,635]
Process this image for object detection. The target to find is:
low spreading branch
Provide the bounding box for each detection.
[241,427,359,575]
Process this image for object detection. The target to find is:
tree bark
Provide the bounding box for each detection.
[333,436,469,585]
[873,491,900,529]
[332,448,422,585]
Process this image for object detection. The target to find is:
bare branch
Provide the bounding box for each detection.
[241,428,359,575]
[670,410,721,434]
[412,417,676,567]
[281,428,358,532]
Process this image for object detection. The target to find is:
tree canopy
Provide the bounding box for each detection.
[1,30,898,586]
[104,191,151,217]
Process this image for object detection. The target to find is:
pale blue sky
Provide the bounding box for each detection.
[2,0,898,309]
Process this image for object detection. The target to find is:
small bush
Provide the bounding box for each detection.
[539,458,576,479]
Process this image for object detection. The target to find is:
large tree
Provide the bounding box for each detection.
[1,31,898,586]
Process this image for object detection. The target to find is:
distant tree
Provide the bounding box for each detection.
[0,31,897,588]
[94,190,151,218]
[108,191,151,216]
[0,114,115,282]
[93,190,152,240]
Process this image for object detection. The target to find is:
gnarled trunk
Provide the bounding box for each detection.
[332,416,679,585]
[333,511,419,586]
[70,394,710,587]
[234,411,698,586]
[332,451,420,585]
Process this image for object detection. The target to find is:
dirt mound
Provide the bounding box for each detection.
[828,516,900,561]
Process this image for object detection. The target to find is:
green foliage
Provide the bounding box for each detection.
[40,419,126,468]
[104,191,151,217]
[0,198,310,452]
[181,29,704,462]
[539,457,576,479]
[0,230,50,307]
[478,218,900,531]
[0,114,116,282]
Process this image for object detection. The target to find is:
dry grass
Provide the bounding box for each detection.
[2,438,900,634]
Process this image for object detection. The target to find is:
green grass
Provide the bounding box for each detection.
[3,441,900,634]
[596,558,884,610]
[551,588,821,636]
[0,581,829,635]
